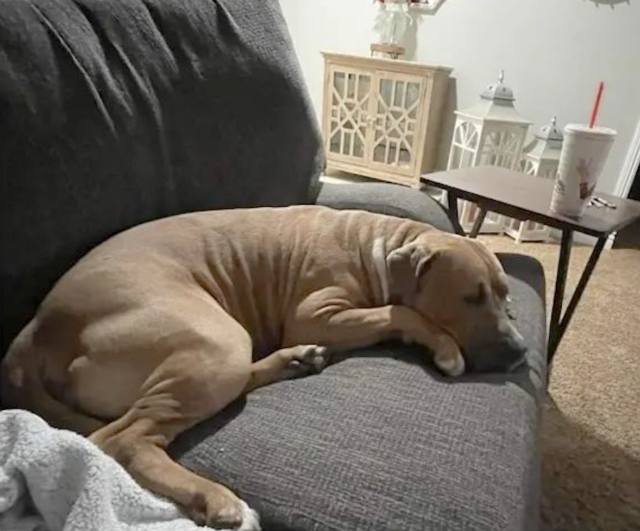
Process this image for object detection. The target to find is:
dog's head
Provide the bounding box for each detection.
[386,234,527,373]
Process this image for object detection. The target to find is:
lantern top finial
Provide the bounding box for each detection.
[535,116,564,145]
[480,70,515,103]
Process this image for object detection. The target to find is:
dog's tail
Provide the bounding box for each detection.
[1,325,106,436]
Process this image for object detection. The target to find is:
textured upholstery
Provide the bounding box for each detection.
[0,0,323,353]
[171,253,546,531]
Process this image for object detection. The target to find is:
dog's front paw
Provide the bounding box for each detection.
[236,501,261,531]
[433,337,465,377]
[188,488,260,531]
[435,354,465,377]
[285,344,331,376]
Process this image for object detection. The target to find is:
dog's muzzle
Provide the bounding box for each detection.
[465,323,528,373]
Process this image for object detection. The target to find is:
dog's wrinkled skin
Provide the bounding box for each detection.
[2,206,526,530]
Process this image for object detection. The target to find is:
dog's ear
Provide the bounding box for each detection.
[386,242,439,305]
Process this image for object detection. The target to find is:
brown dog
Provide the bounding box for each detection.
[2,206,525,530]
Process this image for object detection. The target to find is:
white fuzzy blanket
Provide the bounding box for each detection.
[0,410,216,531]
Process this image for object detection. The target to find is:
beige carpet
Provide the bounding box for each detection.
[482,235,640,531]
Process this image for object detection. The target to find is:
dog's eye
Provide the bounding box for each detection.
[463,284,486,306]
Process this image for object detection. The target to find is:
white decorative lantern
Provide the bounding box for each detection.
[447,71,531,233]
[504,117,564,242]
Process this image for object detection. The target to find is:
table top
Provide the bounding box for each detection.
[422,166,640,238]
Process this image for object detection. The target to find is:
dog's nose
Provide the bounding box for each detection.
[506,335,528,357]
[498,322,527,354]
[466,324,528,373]
[500,335,528,372]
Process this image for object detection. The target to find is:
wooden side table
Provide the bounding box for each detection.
[422,166,640,363]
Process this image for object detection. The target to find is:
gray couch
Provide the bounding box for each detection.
[0,1,547,530]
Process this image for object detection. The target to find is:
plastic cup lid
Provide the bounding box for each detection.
[565,124,617,139]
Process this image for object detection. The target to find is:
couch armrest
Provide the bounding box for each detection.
[315,181,454,232]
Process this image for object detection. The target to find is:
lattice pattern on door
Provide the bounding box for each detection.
[328,71,371,159]
[372,78,421,170]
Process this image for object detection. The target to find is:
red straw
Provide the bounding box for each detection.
[589,81,604,128]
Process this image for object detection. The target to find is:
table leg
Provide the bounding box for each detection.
[548,235,607,360]
[446,191,466,236]
[468,208,487,239]
[548,229,573,361]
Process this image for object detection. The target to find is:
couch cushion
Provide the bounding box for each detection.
[316,182,455,233]
[171,253,546,531]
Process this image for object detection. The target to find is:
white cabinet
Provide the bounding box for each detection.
[322,53,452,188]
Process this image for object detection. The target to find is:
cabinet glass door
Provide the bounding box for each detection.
[370,73,424,175]
[326,67,373,162]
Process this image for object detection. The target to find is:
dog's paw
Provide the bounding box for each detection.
[236,501,261,531]
[188,489,260,531]
[287,344,331,376]
[435,354,465,377]
[433,336,465,377]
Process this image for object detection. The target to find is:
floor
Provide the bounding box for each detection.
[482,235,640,531]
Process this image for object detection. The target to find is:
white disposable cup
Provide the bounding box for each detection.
[550,124,616,218]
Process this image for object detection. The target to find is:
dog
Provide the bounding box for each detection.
[2,205,526,530]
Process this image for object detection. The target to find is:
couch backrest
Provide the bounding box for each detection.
[0,0,324,353]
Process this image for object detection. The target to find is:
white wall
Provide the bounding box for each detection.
[279,0,640,194]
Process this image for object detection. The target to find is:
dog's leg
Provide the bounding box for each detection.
[243,344,331,393]
[89,324,260,530]
[287,303,464,376]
